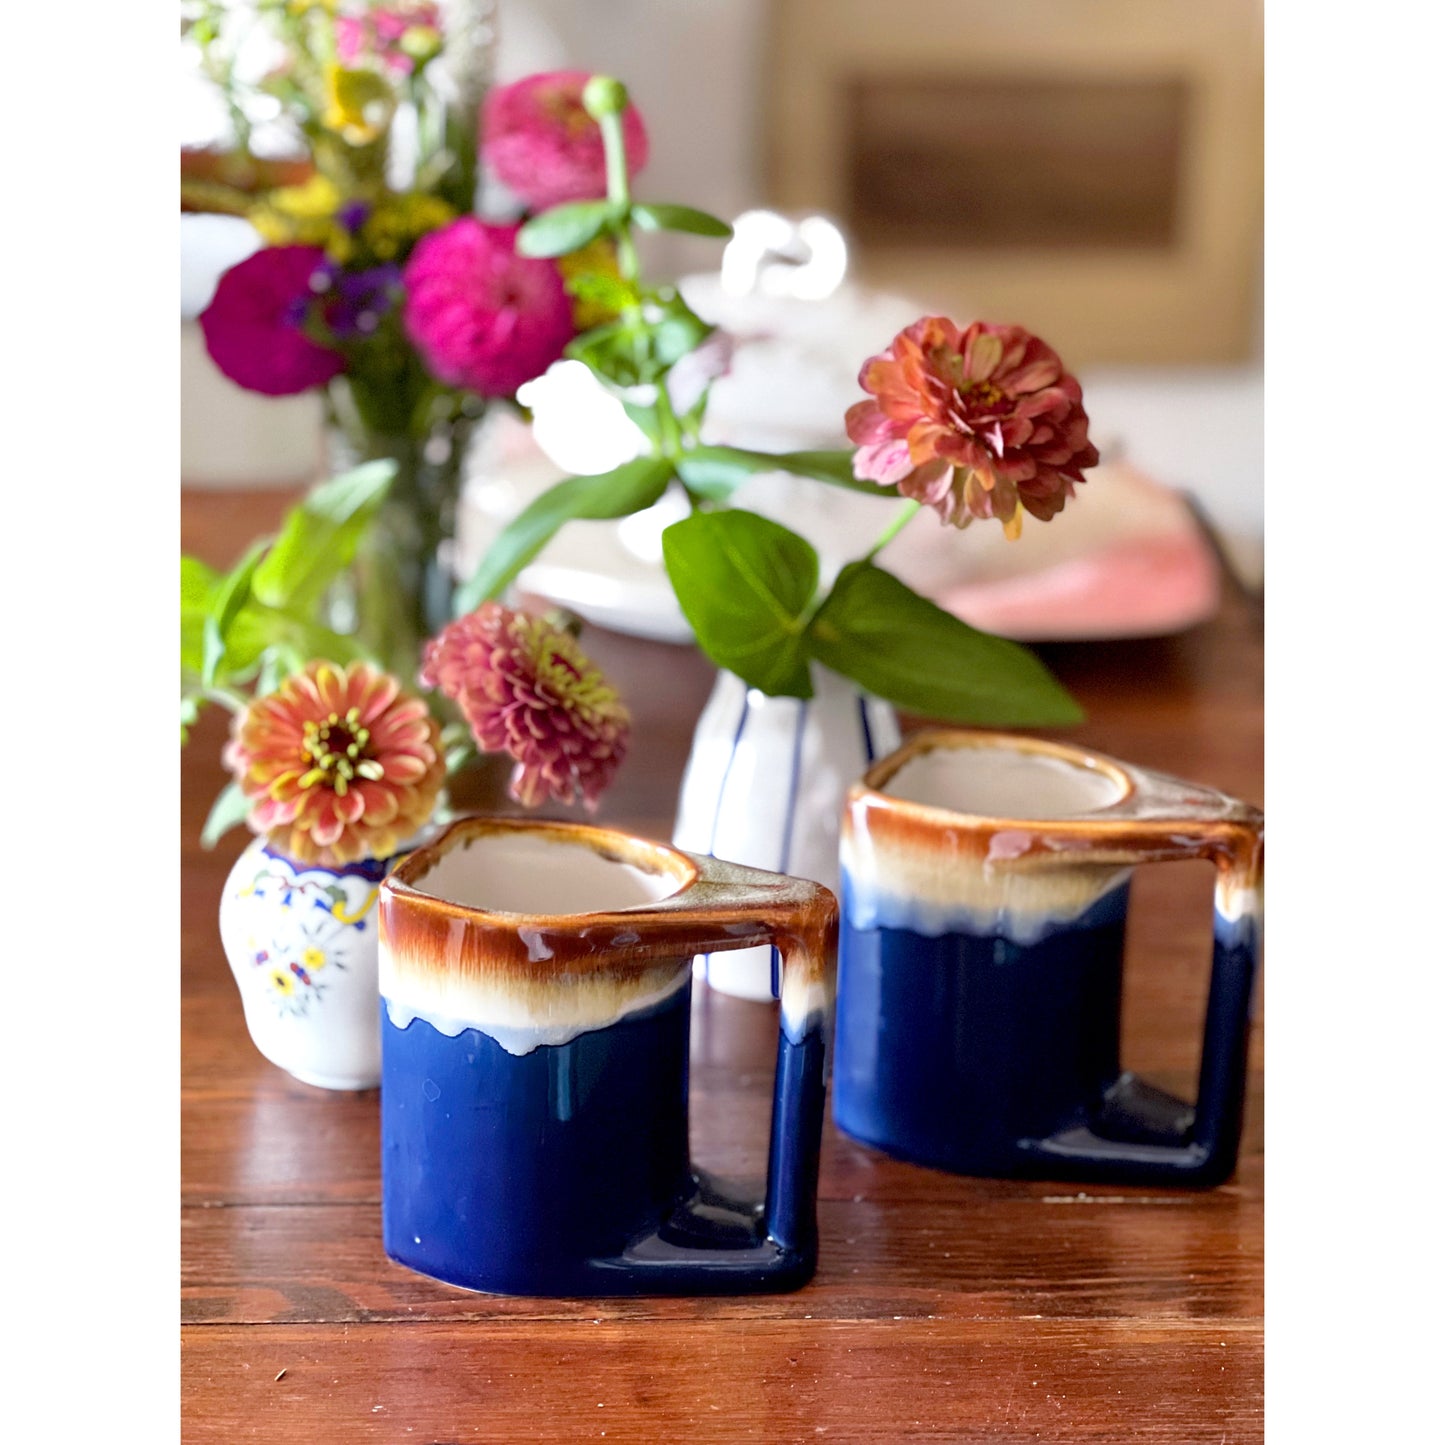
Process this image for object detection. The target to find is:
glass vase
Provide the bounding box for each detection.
[325,378,482,679]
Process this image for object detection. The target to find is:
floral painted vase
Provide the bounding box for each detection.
[673,666,900,1001]
[218,837,396,1090]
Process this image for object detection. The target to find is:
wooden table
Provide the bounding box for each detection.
[182,487,1264,1442]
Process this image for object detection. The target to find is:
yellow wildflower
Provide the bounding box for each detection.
[361,192,456,261]
[556,236,627,330]
[323,64,396,146]
[249,174,345,251]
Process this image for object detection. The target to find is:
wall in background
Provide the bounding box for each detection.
[765,0,1264,367]
[511,0,1263,365]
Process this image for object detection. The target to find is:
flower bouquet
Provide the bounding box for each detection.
[184,3,651,672]
[183,52,1102,1058]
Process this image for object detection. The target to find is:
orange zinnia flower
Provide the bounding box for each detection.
[225,661,444,867]
[846,317,1099,538]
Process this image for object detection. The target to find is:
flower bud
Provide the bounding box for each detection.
[399,25,442,66]
[581,75,629,120]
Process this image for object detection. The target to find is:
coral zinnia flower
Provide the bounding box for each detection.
[420,604,630,811]
[401,218,574,396]
[200,245,344,397]
[482,69,650,211]
[846,317,1099,538]
[225,661,444,867]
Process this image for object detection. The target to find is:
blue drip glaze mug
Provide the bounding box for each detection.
[377,815,837,1296]
[833,731,1263,1188]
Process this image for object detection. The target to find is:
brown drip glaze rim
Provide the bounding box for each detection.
[385,815,700,925]
[852,729,1137,830]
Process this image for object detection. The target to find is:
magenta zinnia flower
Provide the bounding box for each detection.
[401,218,574,396]
[225,661,445,867]
[846,317,1100,538]
[199,246,344,397]
[482,69,650,210]
[421,604,630,811]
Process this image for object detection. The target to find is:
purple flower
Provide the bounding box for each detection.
[337,200,372,234]
[324,264,402,338]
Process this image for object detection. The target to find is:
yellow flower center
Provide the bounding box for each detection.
[961,379,1004,409]
[517,617,627,725]
[299,707,386,797]
[540,87,596,139]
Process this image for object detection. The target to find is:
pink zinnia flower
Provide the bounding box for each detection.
[401,218,574,396]
[225,661,445,867]
[336,3,442,74]
[846,317,1100,538]
[200,245,344,397]
[421,604,630,811]
[482,69,650,210]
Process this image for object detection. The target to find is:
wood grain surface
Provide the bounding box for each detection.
[181,487,1264,1443]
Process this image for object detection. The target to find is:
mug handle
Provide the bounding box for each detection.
[1018,795,1263,1187]
[591,854,838,1290]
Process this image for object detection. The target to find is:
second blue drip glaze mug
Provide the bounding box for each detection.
[833,731,1263,1188]
[377,815,837,1296]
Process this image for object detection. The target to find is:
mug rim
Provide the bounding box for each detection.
[385,814,701,926]
[851,728,1137,829]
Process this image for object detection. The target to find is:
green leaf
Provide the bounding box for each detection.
[566,316,649,387]
[455,456,674,613]
[564,271,638,315]
[202,537,271,687]
[673,452,744,503]
[662,510,818,697]
[631,203,733,239]
[181,556,221,675]
[516,200,617,258]
[806,562,1084,725]
[182,554,218,606]
[251,459,396,611]
[676,445,898,502]
[648,297,713,370]
[200,780,252,850]
[768,449,897,496]
[619,397,663,446]
[180,693,203,746]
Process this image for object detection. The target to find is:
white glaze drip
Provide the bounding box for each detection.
[382,959,693,1056]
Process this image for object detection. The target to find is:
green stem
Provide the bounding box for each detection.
[199,684,247,713]
[593,105,649,382]
[599,109,641,294]
[599,110,632,212]
[654,382,682,457]
[864,499,922,563]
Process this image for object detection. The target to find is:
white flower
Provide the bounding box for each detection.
[516,360,649,476]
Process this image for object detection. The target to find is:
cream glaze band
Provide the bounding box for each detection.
[380,949,832,1057]
[380,953,695,1057]
[841,821,1134,944]
[379,817,837,1056]
[844,730,1264,945]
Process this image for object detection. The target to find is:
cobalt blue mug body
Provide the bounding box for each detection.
[378,816,836,1296]
[833,732,1263,1188]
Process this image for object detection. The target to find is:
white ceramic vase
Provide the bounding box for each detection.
[218,838,395,1090]
[673,666,901,1000]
